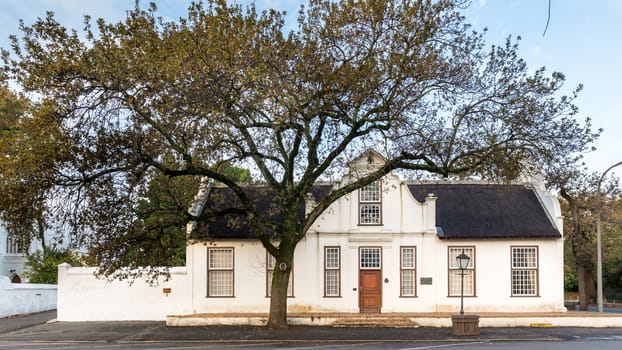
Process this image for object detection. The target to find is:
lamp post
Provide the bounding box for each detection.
[456,250,471,315]
[596,160,622,313]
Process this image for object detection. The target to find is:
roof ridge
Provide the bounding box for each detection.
[405,179,523,186]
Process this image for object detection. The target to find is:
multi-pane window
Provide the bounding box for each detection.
[324,247,341,297]
[511,246,539,296]
[359,181,382,225]
[400,247,416,297]
[448,247,475,297]
[207,247,234,297]
[359,247,381,269]
[266,253,294,297]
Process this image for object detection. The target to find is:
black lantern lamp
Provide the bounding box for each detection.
[456,250,471,315]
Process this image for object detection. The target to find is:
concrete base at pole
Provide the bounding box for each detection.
[451,314,480,336]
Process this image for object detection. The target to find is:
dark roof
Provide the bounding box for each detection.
[198,183,560,240]
[408,183,560,239]
[196,185,332,239]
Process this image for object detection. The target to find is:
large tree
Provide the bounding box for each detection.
[602,196,622,295]
[0,85,69,253]
[545,157,622,310]
[552,165,621,310]
[2,0,598,327]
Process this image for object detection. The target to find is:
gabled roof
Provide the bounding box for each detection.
[408,183,560,239]
[198,182,560,240]
[196,185,332,239]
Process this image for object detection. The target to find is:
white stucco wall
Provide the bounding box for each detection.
[57,263,191,321]
[429,239,564,313]
[309,172,435,236]
[186,233,565,315]
[0,275,57,318]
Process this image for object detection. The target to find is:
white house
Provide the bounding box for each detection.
[58,152,566,321]
[186,152,564,314]
[1,225,59,318]
[0,225,31,283]
[0,223,57,283]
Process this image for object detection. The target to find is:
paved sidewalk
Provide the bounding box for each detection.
[2,310,622,344]
[0,310,56,334]
[167,310,622,327]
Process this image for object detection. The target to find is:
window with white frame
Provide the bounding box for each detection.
[400,247,416,297]
[266,253,294,297]
[324,247,341,297]
[448,246,475,297]
[511,246,539,296]
[207,247,234,297]
[359,181,382,225]
[359,247,381,269]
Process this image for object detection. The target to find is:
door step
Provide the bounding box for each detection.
[332,317,418,328]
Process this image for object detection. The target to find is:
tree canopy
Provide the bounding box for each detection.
[548,160,622,310]
[26,246,83,284]
[0,85,68,250]
[1,0,598,327]
[82,156,252,278]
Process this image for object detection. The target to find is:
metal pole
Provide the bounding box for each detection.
[597,208,603,312]
[596,160,622,313]
[460,266,464,315]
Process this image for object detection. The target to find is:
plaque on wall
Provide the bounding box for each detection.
[420,277,432,285]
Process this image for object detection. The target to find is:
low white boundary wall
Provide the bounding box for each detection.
[0,276,57,318]
[57,263,191,321]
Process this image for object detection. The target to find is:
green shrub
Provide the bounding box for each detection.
[564,270,578,291]
[25,247,82,284]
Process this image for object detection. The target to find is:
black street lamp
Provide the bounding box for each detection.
[456,250,471,315]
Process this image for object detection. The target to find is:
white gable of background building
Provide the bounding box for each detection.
[1,224,33,283]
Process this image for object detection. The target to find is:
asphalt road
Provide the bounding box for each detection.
[2,310,622,349]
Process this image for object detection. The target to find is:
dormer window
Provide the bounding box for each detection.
[359,181,382,225]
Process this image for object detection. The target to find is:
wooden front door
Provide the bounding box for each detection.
[359,270,382,313]
[359,247,382,313]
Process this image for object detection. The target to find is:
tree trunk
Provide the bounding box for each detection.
[577,265,596,311]
[37,217,46,253]
[585,268,596,305]
[266,254,293,328]
[577,265,589,311]
[562,190,596,311]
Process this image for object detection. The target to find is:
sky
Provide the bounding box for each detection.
[0,0,620,176]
